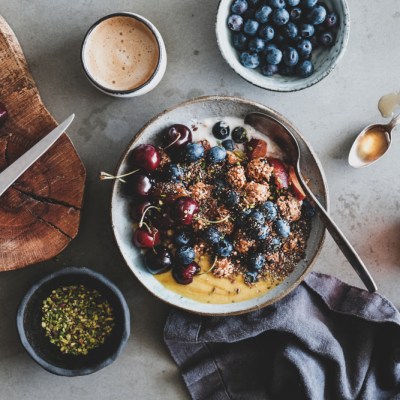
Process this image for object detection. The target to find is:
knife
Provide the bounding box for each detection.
[0,114,75,197]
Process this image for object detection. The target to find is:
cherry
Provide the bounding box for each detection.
[130,200,152,221]
[130,144,161,172]
[133,227,160,248]
[172,262,200,285]
[163,124,192,152]
[144,246,173,274]
[129,174,153,197]
[172,196,199,225]
[155,207,176,229]
[0,103,8,126]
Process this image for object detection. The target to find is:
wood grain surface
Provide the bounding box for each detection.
[0,15,86,271]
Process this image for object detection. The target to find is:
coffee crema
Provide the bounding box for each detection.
[83,16,160,92]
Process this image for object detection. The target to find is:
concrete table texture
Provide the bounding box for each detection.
[0,0,399,398]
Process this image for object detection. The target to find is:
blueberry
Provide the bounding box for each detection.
[245,271,259,283]
[262,236,281,252]
[255,5,273,23]
[274,219,291,238]
[232,32,248,50]
[184,143,205,162]
[302,199,316,218]
[265,43,278,52]
[252,224,270,240]
[298,23,315,38]
[324,11,339,28]
[261,63,279,76]
[301,0,317,7]
[248,0,261,5]
[202,226,221,245]
[240,51,260,68]
[176,245,195,265]
[296,39,312,57]
[272,8,290,25]
[265,47,283,65]
[174,230,193,246]
[243,19,259,36]
[261,201,278,221]
[296,59,314,77]
[167,164,184,182]
[228,14,244,31]
[279,64,296,76]
[207,146,227,163]
[289,7,302,22]
[231,0,248,15]
[216,239,233,257]
[307,5,327,25]
[212,121,230,139]
[319,31,335,46]
[236,208,252,227]
[232,126,248,143]
[282,22,298,39]
[248,253,265,271]
[212,178,229,197]
[248,37,266,53]
[286,0,300,5]
[222,139,235,151]
[283,47,299,66]
[268,0,286,9]
[248,210,265,226]
[259,24,275,41]
[225,190,241,208]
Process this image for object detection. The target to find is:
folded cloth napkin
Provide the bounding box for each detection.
[164,272,400,400]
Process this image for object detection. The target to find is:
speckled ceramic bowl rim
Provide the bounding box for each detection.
[110,95,329,316]
[215,0,350,92]
[16,267,130,376]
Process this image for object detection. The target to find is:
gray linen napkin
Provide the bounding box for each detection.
[164,272,400,400]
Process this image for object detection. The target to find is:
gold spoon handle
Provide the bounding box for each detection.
[297,169,377,293]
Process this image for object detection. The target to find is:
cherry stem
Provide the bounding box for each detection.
[198,256,218,276]
[99,169,140,183]
[162,132,181,150]
[194,215,230,225]
[139,205,161,229]
[141,221,152,234]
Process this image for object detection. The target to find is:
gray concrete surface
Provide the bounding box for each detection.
[0,0,399,399]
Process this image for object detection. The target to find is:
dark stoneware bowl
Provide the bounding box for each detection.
[16,267,130,376]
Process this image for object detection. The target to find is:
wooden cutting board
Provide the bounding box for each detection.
[0,16,86,271]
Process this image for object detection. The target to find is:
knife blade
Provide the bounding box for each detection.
[0,114,75,197]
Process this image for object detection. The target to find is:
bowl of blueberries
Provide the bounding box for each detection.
[216,0,350,91]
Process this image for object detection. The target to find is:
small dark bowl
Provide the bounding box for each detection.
[17,267,130,376]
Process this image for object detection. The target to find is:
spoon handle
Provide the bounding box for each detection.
[298,172,377,293]
[387,112,400,131]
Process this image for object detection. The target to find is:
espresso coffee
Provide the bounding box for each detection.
[83,16,160,92]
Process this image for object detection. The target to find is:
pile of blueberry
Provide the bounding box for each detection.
[227,0,339,78]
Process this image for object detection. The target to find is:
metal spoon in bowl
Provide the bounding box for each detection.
[244,112,377,293]
[348,113,400,168]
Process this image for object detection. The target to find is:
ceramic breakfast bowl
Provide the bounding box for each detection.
[16,267,130,376]
[215,0,350,92]
[111,95,328,315]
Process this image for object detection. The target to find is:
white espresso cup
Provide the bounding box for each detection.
[81,12,167,98]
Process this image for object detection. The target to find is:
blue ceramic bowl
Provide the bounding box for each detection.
[216,0,350,92]
[16,267,130,376]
